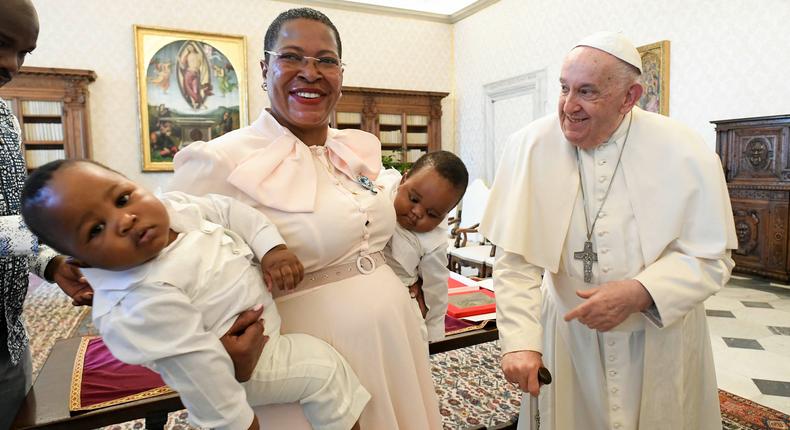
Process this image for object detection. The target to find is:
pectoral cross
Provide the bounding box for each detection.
[573,240,598,283]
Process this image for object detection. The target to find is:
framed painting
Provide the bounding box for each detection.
[636,40,670,116]
[134,26,248,171]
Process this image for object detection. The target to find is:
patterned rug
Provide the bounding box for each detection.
[22,282,789,430]
[720,390,790,430]
[22,281,89,379]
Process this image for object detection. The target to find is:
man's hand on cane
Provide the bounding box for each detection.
[501,350,544,397]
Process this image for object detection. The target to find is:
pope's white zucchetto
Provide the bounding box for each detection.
[574,31,643,73]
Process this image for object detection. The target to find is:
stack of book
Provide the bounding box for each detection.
[379,130,402,145]
[22,100,62,116]
[406,115,428,126]
[406,149,426,162]
[25,149,66,168]
[335,111,361,126]
[406,132,428,145]
[23,123,64,141]
[379,114,402,126]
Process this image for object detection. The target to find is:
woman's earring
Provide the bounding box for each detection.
[262,82,268,91]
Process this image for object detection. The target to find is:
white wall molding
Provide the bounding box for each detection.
[482,69,547,183]
[287,0,499,23]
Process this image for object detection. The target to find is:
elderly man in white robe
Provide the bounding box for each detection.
[480,31,737,430]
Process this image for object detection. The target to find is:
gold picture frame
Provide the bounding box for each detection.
[134,25,249,171]
[636,40,670,116]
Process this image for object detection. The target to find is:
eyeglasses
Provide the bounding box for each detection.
[264,50,345,71]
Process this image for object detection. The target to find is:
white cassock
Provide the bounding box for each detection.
[481,107,737,430]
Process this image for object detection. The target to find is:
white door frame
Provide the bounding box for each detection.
[482,69,547,184]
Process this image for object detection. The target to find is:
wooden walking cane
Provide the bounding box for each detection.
[529,367,553,430]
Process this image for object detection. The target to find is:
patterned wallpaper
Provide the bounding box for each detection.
[27,0,454,190]
[454,0,790,183]
[26,0,790,188]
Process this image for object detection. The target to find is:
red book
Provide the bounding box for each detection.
[446,288,495,318]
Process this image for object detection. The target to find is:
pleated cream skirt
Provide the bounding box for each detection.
[256,264,442,430]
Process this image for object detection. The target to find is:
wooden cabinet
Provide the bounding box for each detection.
[714,114,790,280]
[0,66,96,169]
[332,87,448,165]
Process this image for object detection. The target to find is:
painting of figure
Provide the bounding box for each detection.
[636,40,670,116]
[135,26,248,171]
[177,41,212,109]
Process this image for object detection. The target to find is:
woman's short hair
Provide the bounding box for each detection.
[264,8,342,62]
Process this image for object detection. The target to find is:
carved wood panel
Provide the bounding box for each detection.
[730,197,788,275]
[715,115,790,281]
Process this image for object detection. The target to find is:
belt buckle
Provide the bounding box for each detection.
[356,254,376,275]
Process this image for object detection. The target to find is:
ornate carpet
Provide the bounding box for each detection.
[22,283,789,430]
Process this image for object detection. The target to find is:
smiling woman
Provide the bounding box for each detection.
[168,7,443,430]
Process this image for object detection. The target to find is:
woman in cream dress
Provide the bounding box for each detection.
[168,7,442,430]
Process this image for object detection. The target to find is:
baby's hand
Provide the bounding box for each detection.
[260,245,304,292]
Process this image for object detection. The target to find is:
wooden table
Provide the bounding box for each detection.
[14,326,499,430]
[12,337,183,430]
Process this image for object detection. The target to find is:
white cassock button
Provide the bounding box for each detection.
[599,211,606,218]
[611,387,618,393]
[359,207,365,213]
[602,267,611,273]
[612,405,620,411]
[314,146,325,155]
[232,249,240,255]
[608,355,615,362]
[607,339,615,346]
[599,160,607,166]
[614,423,622,429]
[597,230,606,237]
[609,370,617,377]
[599,176,607,183]
[600,248,609,254]
[597,195,604,201]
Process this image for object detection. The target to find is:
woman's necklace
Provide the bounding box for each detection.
[572,111,632,283]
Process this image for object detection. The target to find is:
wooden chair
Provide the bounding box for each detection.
[448,179,495,277]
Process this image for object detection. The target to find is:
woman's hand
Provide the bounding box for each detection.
[220,305,268,382]
[260,245,304,292]
[46,256,93,306]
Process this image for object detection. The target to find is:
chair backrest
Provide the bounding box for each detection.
[457,179,490,244]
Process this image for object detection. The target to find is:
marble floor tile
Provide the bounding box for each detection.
[714,348,790,381]
[715,371,763,400]
[760,334,790,356]
[741,301,774,308]
[704,296,746,311]
[768,326,790,336]
[751,393,790,415]
[706,309,736,318]
[722,337,764,350]
[707,316,773,339]
[716,287,778,301]
[753,379,790,397]
[772,300,790,312]
[731,307,790,326]
[709,277,790,415]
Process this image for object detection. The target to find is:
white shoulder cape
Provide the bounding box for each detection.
[480,107,737,272]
